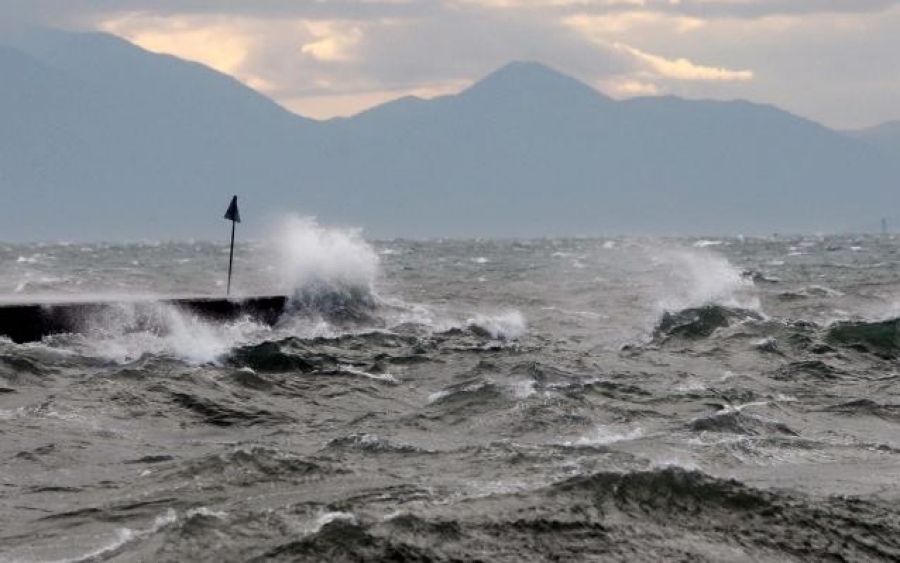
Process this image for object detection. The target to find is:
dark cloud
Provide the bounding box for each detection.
[476,0,900,20]
[7,0,900,28]
[0,0,432,28]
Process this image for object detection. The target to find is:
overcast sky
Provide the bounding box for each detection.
[3,0,898,129]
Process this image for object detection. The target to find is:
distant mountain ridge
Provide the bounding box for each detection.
[0,29,897,240]
[849,121,900,162]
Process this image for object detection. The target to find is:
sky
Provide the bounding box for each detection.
[2,0,899,129]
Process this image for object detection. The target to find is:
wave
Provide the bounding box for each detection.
[250,467,900,562]
[73,301,271,365]
[168,390,294,427]
[772,360,848,381]
[649,247,759,313]
[778,285,844,301]
[324,433,428,454]
[824,398,900,421]
[826,317,900,358]
[273,216,381,325]
[2,218,530,369]
[563,425,645,447]
[427,380,503,407]
[255,514,435,562]
[687,406,798,436]
[466,310,526,340]
[227,338,326,373]
[169,447,341,485]
[653,304,763,342]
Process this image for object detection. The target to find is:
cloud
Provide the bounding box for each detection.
[599,76,661,97]
[613,42,753,81]
[100,14,253,75]
[463,0,900,19]
[4,0,899,32]
[0,0,431,27]
[300,21,364,62]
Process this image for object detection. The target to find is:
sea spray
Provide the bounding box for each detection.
[467,310,527,340]
[76,301,268,365]
[272,216,381,321]
[646,248,760,319]
[651,248,758,313]
[608,244,761,343]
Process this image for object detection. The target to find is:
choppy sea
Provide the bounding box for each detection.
[2,218,900,561]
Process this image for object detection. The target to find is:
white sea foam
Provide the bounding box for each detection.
[340,364,398,383]
[56,217,387,364]
[428,381,486,404]
[651,455,701,471]
[186,507,228,519]
[305,511,357,534]
[272,215,380,301]
[565,425,644,447]
[540,306,606,320]
[676,379,708,393]
[507,379,536,399]
[651,248,759,313]
[16,508,181,563]
[467,310,527,340]
[692,240,723,248]
[77,302,268,365]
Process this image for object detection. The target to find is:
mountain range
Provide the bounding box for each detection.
[1,29,898,240]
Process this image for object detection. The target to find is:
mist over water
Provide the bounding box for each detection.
[3,232,900,561]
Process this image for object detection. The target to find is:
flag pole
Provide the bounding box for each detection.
[224,195,241,296]
[227,219,236,296]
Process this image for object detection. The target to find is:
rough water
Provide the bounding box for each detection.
[3,220,900,562]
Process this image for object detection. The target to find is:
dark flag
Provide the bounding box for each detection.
[225,195,241,223]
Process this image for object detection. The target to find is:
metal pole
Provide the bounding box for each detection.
[227,219,236,295]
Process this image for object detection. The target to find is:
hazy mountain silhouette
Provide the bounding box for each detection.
[1,30,897,240]
[2,29,317,239]
[850,121,900,162]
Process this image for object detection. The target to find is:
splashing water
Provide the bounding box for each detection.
[63,217,386,364]
[650,248,758,313]
[467,310,527,340]
[72,302,268,365]
[272,216,381,318]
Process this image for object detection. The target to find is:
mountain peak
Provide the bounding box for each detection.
[464,61,611,104]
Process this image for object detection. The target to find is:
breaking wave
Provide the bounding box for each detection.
[650,248,759,313]
[466,310,526,340]
[273,216,380,323]
[653,304,764,342]
[826,317,900,358]
[69,301,269,364]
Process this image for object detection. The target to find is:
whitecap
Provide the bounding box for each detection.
[507,379,536,399]
[564,425,644,447]
[467,310,526,340]
[340,364,398,383]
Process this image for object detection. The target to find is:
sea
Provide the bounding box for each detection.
[2,217,900,562]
